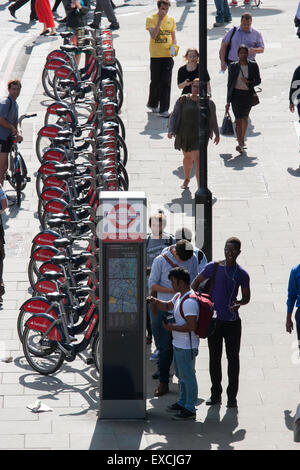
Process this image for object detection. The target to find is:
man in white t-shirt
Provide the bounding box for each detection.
[147,266,199,420]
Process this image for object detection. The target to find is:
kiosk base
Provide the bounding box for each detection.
[99,400,146,420]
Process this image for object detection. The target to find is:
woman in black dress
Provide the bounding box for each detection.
[177,48,211,96]
[226,45,261,153]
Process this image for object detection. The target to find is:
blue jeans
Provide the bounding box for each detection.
[153,310,173,384]
[214,0,232,23]
[173,346,198,413]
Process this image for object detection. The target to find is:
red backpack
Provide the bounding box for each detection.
[179,291,216,339]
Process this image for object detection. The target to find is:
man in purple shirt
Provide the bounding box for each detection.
[191,237,250,408]
[219,13,264,71]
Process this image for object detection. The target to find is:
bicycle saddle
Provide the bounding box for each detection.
[51,254,69,265]
[55,171,73,180]
[47,218,65,228]
[54,163,76,172]
[60,31,74,39]
[43,271,64,281]
[60,45,78,53]
[57,129,73,138]
[45,292,67,302]
[53,238,72,249]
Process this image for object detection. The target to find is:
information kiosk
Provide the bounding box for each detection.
[98,192,147,419]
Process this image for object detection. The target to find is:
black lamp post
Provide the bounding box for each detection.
[195,0,213,261]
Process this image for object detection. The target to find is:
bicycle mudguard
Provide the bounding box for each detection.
[43,198,71,220]
[42,148,67,163]
[40,187,67,204]
[26,313,62,341]
[44,57,67,71]
[43,174,67,191]
[14,152,27,177]
[33,278,57,295]
[32,229,61,247]
[31,245,60,262]
[46,49,72,64]
[38,161,58,176]
[39,261,63,276]
[46,102,75,125]
[55,65,77,83]
[20,296,59,319]
[38,124,63,138]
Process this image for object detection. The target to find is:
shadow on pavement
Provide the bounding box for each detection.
[220,152,258,170]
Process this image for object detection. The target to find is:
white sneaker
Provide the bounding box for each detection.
[150,349,159,361]
[159,111,170,118]
[147,105,159,113]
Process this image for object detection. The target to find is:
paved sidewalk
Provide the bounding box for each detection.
[0,0,299,450]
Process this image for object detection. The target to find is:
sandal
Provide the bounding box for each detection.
[236,145,243,154]
[181,178,190,189]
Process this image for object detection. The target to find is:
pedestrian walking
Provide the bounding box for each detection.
[0,185,8,306]
[148,239,198,397]
[289,65,300,122]
[191,237,251,408]
[0,80,23,187]
[168,78,219,189]
[225,45,261,153]
[286,264,300,353]
[89,0,119,30]
[146,210,175,353]
[8,0,37,22]
[213,0,232,27]
[148,267,199,420]
[177,48,211,96]
[35,0,57,35]
[146,0,177,118]
[219,12,264,72]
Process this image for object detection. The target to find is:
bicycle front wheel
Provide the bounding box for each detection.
[23,325,64,375]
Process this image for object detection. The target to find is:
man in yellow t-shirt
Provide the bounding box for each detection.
[146,0,177,118]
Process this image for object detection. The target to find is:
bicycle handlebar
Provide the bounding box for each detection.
[18,113,37,126]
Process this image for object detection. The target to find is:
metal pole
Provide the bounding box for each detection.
[195,0,213,261]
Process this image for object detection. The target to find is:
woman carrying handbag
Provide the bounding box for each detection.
[225,44,261,154]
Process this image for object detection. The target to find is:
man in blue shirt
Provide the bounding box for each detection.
[219,13,264,72]
[0,80,23,186]
[286,264,300,351]
[148,239,198,397]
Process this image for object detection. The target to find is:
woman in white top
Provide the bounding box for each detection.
[225,45,261,154]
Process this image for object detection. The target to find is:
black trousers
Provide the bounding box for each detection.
[207,318,241,401]
[11,0,36,15]
[147,57,174,113]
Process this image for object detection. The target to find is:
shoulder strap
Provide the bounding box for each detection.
[179,292,193,319]
[161,253,178,269]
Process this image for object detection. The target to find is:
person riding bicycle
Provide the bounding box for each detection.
[0,80,23,186]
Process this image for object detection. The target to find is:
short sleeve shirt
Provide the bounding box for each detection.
[200,261,250,321]
[171,290,199,349]
[177,64,210,94]
[222,26,265,62]
[146,13,176,58]
[0,96,18,141]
